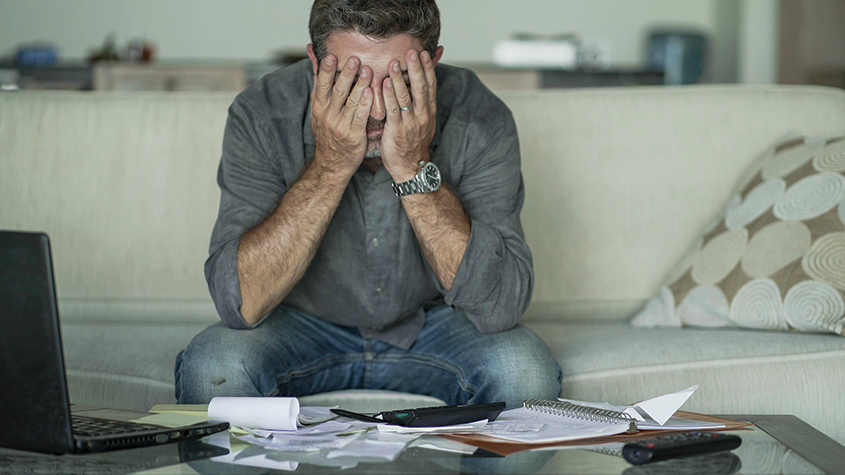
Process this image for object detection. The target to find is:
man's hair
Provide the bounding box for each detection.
[309,0,440,61]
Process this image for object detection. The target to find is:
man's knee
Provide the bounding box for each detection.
[471,327,562,408]
[174,323,276,403]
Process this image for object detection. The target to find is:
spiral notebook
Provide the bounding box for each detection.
[476,399,638,444]
[525,399,639,432]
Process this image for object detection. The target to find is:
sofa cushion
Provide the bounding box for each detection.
[61,321,211,411]
[631,135,845,335]
[525,320,845,444]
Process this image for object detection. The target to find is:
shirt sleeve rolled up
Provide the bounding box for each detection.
[204,97,291,329]
[441,108,534,334]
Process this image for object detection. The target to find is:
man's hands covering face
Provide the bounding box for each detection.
[310,55,374,178]
[309,49,437,182]
[380,49,438,182]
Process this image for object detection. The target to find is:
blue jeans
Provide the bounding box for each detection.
[174,305,562,409]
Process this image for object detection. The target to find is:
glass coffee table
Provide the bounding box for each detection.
[1,415,843,474]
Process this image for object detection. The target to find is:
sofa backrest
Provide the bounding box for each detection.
[2,86,844,323]
[0,92,234,322]
[504,86,845,320]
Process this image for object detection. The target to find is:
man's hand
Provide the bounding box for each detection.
[380,49,438,182]
[310,55,374,180]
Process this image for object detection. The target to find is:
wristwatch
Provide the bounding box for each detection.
[392,160,442,197]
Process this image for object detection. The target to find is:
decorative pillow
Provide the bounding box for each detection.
[631,134,845,335]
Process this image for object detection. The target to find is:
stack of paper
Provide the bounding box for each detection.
[148,386,750,466]
[150,396,484,468]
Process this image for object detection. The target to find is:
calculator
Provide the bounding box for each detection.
[379,402,506,427]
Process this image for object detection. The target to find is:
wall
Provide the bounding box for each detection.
[779,0,845,86]
[739,0,780,84]
[1,2,716,66]
[0,0,312,62]
[0,0,777,84]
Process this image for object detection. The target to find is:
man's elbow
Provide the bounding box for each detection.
[464,299,524,334]
[475,317,519,334]
[238,299,268,326]
[207,283,263,329]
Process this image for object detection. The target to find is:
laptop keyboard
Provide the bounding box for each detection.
[71,414,161,437]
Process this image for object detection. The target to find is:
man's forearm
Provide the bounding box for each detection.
[237,160,350,324]
[401,186,471,290]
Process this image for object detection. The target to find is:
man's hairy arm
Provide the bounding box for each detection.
[378,49,473,290]
[401,184,470,290]
[237,54,374,324]
[237,163,349,324]
[381,49,531,332]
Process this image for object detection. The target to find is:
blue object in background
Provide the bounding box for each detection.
[16,45,59,67]
[647,31,707,85]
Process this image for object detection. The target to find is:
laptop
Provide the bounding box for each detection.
[0,230,229,454]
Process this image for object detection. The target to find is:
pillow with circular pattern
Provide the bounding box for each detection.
[631,134,845,335]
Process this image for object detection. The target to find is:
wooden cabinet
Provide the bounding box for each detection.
[93,63,247,91]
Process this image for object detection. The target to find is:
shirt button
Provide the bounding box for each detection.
[374,287,383,295]
[371,238,380,247]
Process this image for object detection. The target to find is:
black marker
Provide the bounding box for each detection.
[330,408,384,424]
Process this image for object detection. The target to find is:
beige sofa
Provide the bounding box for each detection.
[2,83,844,445]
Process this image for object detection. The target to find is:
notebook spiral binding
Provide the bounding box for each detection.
[523,399,638,433]
[585,446,624,458]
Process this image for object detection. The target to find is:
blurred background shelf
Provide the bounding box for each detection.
[467,65,664,90]
[0,61,662,92]
[1,0,841,93]
[93,61,246,92]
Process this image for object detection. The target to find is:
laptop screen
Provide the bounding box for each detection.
[0,231,75,453]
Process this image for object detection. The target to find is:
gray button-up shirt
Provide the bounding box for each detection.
[205,59,533,350]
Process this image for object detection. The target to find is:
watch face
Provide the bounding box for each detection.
[423,163,441,190]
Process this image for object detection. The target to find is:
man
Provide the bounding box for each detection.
[175,0,561,409]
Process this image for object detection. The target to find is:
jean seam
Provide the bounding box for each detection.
[271,352,364,396]
[374,352,479,397]
[364,339,373,389]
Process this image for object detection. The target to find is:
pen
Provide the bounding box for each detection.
[330,408,385,424]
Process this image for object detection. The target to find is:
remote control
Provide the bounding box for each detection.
[379,402,506,427]
[622,431,742,465]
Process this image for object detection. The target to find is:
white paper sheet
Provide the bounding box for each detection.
[298,406,338,425]
[238,420,353,438]
[326,438,408,461]
[409,435,479,454]
[480,408,631,443]
[481,422,545,434]
[376,419,488,434]
[206,430,299,471]
[633,385,698,425]
[235,432,358,452]
[208,397,299,431]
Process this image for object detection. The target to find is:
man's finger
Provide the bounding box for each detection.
[383,77,403,124]
[388,60,414,112]
[329,57,360,115]
[313,55,337,109]
[420,50,437,108]
[352,87,374,130]
[342,66,373,126]
[405,50,428,113]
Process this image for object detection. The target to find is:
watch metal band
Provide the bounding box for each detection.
[392,179,422,197]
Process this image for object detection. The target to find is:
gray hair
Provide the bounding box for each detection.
[309,0,440,61]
